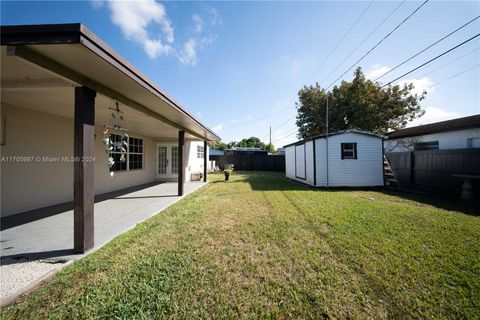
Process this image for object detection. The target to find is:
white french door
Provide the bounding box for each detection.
[156,144,179,179]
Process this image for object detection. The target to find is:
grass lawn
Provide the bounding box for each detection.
[2,172,479,319]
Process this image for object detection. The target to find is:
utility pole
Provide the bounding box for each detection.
[269,126,272,145]
[326,93,329,188]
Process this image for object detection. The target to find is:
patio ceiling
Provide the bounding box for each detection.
[0,24,220,141]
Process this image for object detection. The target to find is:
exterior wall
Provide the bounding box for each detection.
[1,104,156,217]
[305,141,314,185]
[385,128,480,152]
[184,141,208,182]
[285,145,295,179]
[284,142,314,186]
[315,132,384,187]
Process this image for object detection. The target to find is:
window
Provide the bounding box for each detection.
[414,141,438,151]
[197,145,205,158]
[341,143,357,160]
[128,137,144,170]
[109,134,144,172]
[110,134,127,171]
[467,138,480,149]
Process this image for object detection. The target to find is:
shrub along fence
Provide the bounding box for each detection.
[210,155,285,172]
[386,148,480,192]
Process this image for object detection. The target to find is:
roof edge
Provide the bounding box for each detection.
[283,129,384,148]
[1,23,221,141]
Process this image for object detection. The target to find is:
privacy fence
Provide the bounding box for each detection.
[386,148,480,192]
[210,155,285,172]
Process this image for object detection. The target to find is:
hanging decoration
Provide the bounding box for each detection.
[103,100,129,177]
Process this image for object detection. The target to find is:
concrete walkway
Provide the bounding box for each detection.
[0,181,205,304]
[1,181,205,261]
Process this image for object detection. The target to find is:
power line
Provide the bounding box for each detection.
[222,105,294,130]
[326,0,430,90]
[272,114,296,131]
[415,46,479,79]
[382,33,480,87]
[425,63,480,90]
[306,0,375,83]
[318,0,406,86]
[271,130,298,143]
[374,16,480,81]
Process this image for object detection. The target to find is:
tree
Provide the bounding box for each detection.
[296,67,426,139]
[208,141,228,150]
[237,137,266,149]
[265,143,276,154]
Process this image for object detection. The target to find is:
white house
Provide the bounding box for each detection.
[0,24,219,253]
[385,115,480,152]
[284,130,384,187]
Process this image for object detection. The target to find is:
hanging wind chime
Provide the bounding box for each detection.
[102,101,128,177]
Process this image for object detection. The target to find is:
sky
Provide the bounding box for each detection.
[1,0,479,147]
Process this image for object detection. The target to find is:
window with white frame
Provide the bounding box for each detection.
[341,143,357,160]
[128,137,144,170]
[109,134,144,172]
[414,141,438,151]
[197,145,205,158]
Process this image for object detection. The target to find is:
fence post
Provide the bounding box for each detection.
[410,151,415,185]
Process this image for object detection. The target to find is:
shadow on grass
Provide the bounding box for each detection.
[213,171,479,217]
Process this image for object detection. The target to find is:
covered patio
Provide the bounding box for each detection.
[1,181,206,262]
[1,23,219,257]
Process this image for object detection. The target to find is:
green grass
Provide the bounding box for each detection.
[2,172,479,319]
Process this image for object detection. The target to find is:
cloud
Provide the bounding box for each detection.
[212,123,224,132]
[409,106,458,127]
[398,77,435,96]
[107,0,174,59]
[196,111,203,118]
[366,64,391,80]
[192,14,204,33]
[90,0,104,10]
[94,1,220,64]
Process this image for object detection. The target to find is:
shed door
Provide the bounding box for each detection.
[295,144,306,179]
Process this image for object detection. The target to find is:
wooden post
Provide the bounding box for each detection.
[203,140,207,182]
[178,131,185,196]
[74,86,96,253]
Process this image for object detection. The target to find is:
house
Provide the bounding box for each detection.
[0,24,220,253]
[385,115,480,152]
[284,130,384,187]
[225,147,268,155]
[275,148,285,155]
[208,148,224,156]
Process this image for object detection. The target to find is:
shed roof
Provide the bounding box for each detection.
[283,129,384,148]
[386,114,480,140]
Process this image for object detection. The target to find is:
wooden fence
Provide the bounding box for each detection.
[386,148,480,192]
[209,155,285,172]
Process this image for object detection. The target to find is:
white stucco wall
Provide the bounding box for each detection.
[184,141,208,181]
[385,128,480,152]
[2,104,166,217]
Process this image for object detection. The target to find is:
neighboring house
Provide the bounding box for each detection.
[275,148,285,155]
[0,24,220,252]
[385,115,480,152]
[209,148,224,156]
[225,147,268,155]
[284,130,384,187]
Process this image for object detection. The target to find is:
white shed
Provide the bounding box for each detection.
[284,130,384,187]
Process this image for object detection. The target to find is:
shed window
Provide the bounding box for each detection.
[197,145,205,158]
[414,141,438,151]
[341,143,357,160]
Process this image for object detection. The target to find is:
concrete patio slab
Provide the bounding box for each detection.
[1,181,205,262]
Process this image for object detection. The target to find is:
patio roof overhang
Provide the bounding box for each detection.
[0,23,220,142]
